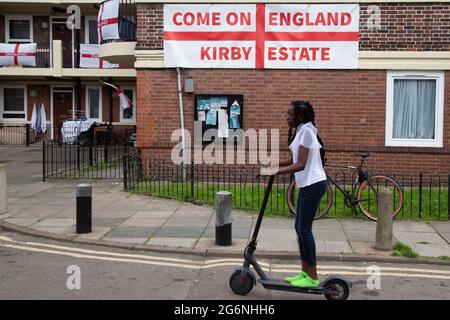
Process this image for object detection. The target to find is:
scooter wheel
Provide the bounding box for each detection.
[229,269,255,295]
[324,279,350,301]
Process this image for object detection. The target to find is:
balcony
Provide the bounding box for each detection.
[98,0,136,67]
[0,40,136,78]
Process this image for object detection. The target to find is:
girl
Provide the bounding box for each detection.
[261,100,327,288]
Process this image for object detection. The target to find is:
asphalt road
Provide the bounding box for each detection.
[0,228,449,300]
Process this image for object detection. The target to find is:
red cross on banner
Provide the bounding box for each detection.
[0,43,36,67]
[98,0,120,41]
[163,4,359,69]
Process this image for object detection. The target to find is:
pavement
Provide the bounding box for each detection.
[1,145,449,264]
[1,178,450,263]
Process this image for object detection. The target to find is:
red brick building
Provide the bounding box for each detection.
[132,1,450,178]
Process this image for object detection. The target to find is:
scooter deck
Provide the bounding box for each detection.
[259,279,326,295]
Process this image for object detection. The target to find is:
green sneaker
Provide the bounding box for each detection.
[291,276,320,288]
[284,271,308,283]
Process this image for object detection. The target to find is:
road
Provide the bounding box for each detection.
[0,228,449,300]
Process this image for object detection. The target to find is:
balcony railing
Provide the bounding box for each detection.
[100,0,136,44]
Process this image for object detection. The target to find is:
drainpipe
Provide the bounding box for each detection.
[176,67,187,180]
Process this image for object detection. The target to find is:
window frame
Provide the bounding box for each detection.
[5,15,33,43]
[85,85,102,122]
[0,85,27,121]
[84,16,99,44]
[385,71,444,148]
[119,86,136,124]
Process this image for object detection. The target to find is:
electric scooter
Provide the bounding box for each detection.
[229,175,352,300]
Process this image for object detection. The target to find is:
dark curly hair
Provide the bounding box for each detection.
[288,100,326,165]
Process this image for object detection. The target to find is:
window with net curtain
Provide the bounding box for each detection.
[393,79,436,140]
[88,88,100,119]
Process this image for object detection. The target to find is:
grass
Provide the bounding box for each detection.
[62,161,118,179]
[391,242,419,258]
[438,256,450,261]
[128,179,449,220]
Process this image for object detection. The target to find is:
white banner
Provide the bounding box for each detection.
[79,44,118,69]
[164,4,359,69]
[98,0,120,41]
[0,43,36,67]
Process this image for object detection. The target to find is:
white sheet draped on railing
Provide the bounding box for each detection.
[0,43,36,67]
[79,44,119,68]
[98,0,120,41]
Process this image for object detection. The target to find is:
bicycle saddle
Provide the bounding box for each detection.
[354,152,371,158]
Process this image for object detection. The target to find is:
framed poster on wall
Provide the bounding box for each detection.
[194,94,243,143]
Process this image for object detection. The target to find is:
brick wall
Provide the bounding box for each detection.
[136,3,450,51]
[136,69,450,177]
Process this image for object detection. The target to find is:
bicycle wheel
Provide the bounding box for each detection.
[286,180,332,219]
[357,175,404,221]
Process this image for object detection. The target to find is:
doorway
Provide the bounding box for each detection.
[52,87,74,141]
[51,17,73,68]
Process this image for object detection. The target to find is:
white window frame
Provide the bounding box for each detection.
[85,85,102,121]
[385,71,444,148]
[119,86,136,124]
[5,15,33,43]
[0,85,27,121]
[84,16,99,44]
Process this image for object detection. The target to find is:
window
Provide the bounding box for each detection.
[120,87,136,123]
[386,71,444,148]
[86,86,102,121]
[85,17,99,44]
[1,86,27,119]
[6,16,33,43]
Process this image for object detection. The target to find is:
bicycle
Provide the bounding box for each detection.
[286,152,404,221]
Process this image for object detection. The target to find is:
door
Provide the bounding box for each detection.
[52,23,73,68]
[53,91,73,141]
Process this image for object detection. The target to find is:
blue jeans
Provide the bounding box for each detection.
[295,180,327,267]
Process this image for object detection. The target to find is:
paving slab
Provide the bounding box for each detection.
[313,219,344,230]
[163,217,209,228]
[438,233,450,243]
[344,230,376,242]
[146,237,198,249]
[3,218,40,227]
[153,227,205,238]
[393,221,436,233]
[132,211,175,219]
[104,227,157,238]
[340,219,376,231]
[394,231,448,246]
[32,218,76,228]
[430,221,450,234]
[314,229,348,241]
[92,218,126,228]
[324,240,353,253]
[33,226,75,235]
[103,237,149,245]
[119,218,167,228]
[349,241,392,256]
[412,243,450,258]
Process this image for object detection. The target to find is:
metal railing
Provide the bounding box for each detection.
[43,141,133,181]
[0,123,52,146]
[100,0,136,43]
[123,157,450,221]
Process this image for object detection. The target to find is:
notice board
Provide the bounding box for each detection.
[194,94,243,143]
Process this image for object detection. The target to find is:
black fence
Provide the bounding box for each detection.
[43,141,132,181]
[124,157,450,221]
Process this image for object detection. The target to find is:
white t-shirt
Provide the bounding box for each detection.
[289,122,327,188]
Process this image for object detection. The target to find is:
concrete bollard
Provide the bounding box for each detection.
[0,164,7,214]
[215,191,232,246]
[375,188,393,251]
[76,184,92,234]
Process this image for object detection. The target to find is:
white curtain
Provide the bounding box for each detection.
[393,79,436,139]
